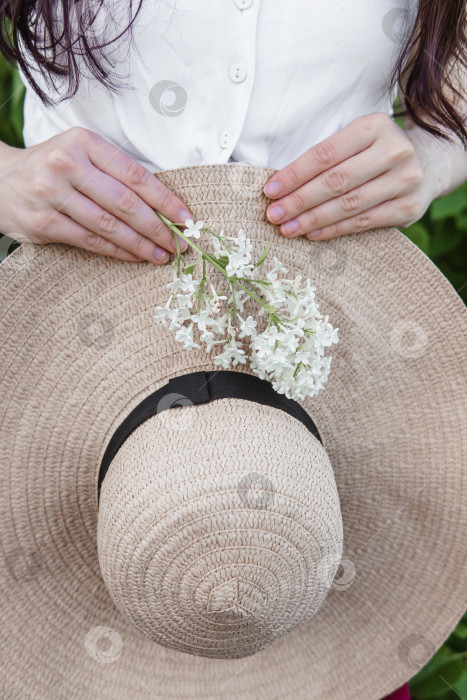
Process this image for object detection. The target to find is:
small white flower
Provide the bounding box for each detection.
[211,235,227,259]
[213,338,246,368]
[184,219,204,238]
[154,216,338,402]
[176,293,194,309]
[209,283,227,313]
[167,305,191,331]
[178,273,198,294]
[238,315,257,339]
[208,313,229,335]
[192,308,212,332]
[226,250,254,279]
[174,324,201,350]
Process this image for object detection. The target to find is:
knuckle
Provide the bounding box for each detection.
[369,112,389,129]
[357,112,389,135]
[155,187,173,212]
[323,222,340,238]
[86,232,105,249]
[389,141,415,164]
[116,189,139,214]
[355,212,372,231]
[313,141,336,168]
[32,175,57,200]
[306,208,319,229]
[46,147,75,173]
[403,165,424,188]
[286,164,305,190]
[290,189,306,212]
[98,210,118,234]
[341,191,361,213]
[127,161,148,187]
[400,196,420,218]
[65,125,92,144]
[150,219,165,240]
[324,168,347,195]
[133,235,148,256]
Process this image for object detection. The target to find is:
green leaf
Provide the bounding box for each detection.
[455,213,467,231]
[183,257,202,276]
[452,621,467,640]
[429,227,464,258]
[410,646,452,685]
[212,255,229,268]
[431,190,467,222]
[401,222,431,255]
[411,661,463,698]
[410,651,466,699]
[253,242,271,268]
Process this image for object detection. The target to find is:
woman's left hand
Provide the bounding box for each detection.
[263,112,433,241]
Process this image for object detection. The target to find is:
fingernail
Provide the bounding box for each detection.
[154,246,169,264]
[307,229,322,240]
[264,180,282,197]
[282,219,299,235]
[267,205,285,223]
[178,208,192,224]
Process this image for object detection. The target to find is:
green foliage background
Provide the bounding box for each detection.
[0,55,466,699]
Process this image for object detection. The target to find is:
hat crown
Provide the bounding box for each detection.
[97,397,343,659]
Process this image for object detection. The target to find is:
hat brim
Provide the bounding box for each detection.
[0,163,466,700]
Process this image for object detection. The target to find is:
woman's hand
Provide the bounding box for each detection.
[263,112,434,241]
[0,126,194,263]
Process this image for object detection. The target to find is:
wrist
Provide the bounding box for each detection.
[0,141,24,171]
[404,123,457,200]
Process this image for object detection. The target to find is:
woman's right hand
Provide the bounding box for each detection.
[0,126,194,264]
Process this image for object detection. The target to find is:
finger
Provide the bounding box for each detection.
[57,187,171,265]
[303,199,409,241]
[278,170,408,238]
[82,131,194,231]
[38,209,153,263]
[266,143,392,226]
[69,162,183,255]
[263,113,382,199]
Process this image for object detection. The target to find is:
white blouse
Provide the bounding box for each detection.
[18,0,417,173]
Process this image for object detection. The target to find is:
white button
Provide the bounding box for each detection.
[229,63,248,83]
[219,130,234,149]
[234,0,253,8]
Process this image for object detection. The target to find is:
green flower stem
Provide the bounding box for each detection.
[230,280,237,324]
[155,209,274,315]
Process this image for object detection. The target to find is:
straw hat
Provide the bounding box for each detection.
[0,162,466,700]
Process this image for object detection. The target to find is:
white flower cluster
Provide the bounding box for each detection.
[154,220,339,401]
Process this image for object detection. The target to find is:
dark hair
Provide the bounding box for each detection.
[0,0,144,103]
[0,0,466,148]
[389,0,467,148]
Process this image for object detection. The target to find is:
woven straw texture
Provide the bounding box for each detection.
[97,400,343,659]
[0,162,466,700]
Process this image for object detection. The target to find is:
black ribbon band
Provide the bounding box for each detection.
[97,370,322,501]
